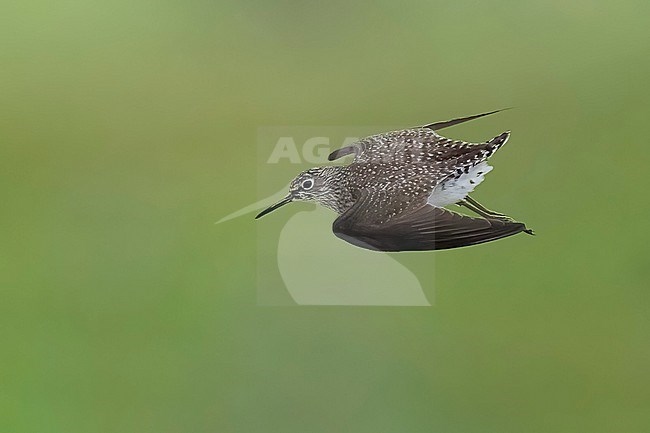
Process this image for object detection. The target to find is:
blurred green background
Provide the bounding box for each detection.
[2,0,649,432]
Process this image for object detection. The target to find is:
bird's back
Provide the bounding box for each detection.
[334,128,510,220]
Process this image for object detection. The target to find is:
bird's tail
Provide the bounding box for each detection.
[484,131,510,157]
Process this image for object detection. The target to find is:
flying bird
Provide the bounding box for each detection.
[255,110,533,252]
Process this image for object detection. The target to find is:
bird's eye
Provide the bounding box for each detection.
[302,179,314,190]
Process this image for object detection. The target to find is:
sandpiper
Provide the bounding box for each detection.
[256,110,533,252]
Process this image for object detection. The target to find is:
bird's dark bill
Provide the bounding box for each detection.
[255,196,293,219]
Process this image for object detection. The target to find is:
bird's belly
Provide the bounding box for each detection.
[427,161,492,207]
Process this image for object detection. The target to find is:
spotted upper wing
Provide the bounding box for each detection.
[332,190,528,252]
[330,130,511,217]
[328,109,507,163]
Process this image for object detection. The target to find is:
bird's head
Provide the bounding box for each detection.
[288,167,330,201]
[255,167,336,219]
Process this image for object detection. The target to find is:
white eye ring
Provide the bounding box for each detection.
[302,179,314,190]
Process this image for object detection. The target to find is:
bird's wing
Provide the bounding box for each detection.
[332,190,528,252]
[421,108,508,131]
[328,128,447,163]
[328,109,507,163]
